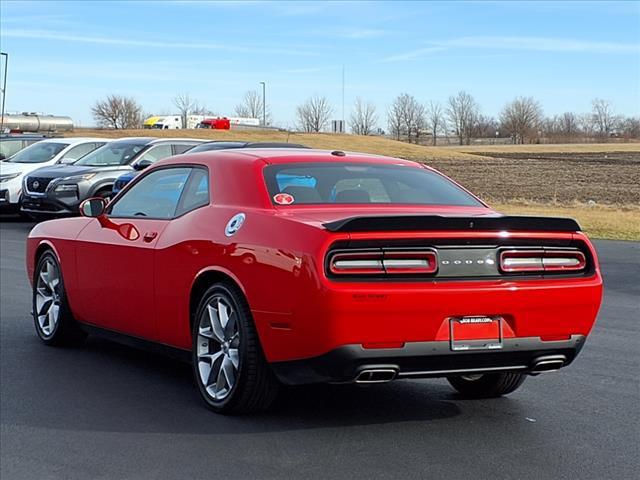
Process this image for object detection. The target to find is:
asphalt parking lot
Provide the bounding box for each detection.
[1,218,638,480]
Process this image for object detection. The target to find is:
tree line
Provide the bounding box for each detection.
[91,92,639,143]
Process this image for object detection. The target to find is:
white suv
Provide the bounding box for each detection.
[0,137,106,213]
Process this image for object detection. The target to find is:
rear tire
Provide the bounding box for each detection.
[447,372,526,398]
[32,251,86,346]
[192,282,279,414]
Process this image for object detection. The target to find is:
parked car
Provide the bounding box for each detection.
[26,149,603,414]
[21,137,203,219]
[0,138,106,214]
[111,141,309,195]
[0,134,48,160]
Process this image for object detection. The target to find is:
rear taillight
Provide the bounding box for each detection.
[499,249,586,273]
[329,250,438,276]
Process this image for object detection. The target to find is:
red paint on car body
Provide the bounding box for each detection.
[26,150,603,372]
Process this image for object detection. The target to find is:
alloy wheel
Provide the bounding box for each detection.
[196,296,240,400]
[35,258,61,337]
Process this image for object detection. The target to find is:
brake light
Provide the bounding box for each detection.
[499,249,586,273]
[330,252,385,275]
[329,250,438,275]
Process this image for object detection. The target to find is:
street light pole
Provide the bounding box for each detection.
[259,81,266,126]
[0,52,8,132]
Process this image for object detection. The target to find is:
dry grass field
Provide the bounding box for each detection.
[493,202,640,241]
[72,128,479,161]
[71,129,640,240]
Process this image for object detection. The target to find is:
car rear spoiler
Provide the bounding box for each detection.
[323,215,581,233]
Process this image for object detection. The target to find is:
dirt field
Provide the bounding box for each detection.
[427,151,640,205]
[69,130,640,239]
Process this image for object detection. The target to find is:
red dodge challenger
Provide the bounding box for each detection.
[26,149,603,414]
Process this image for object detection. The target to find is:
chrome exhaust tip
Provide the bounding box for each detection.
[355,368,398,384]
[531,355,566,373]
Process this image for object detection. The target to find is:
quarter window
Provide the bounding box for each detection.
[109,168,191,219]
[60,143,100,163]
[176,168,210,216]
[136,144,173,164]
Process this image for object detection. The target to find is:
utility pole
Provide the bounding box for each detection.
[0,52,8,132]
[259,81,266,126]
[341,65,345,133]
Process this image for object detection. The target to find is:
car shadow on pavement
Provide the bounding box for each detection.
[7,336,463,434]
[0,216,36,229]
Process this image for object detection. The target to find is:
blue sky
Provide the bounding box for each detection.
[1,0,639,128]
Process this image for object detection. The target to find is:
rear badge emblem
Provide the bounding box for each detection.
[225,213,246,237]
[274,193,295,205]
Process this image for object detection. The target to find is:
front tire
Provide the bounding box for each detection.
[32,251,86,346]
[447,372,526,398]
[192,282,279,414]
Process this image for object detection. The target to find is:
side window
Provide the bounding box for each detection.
[173,144,194,155]
[176,168,209,216]
[0,140,23,158]
[60,143,98,162]
[109,168,191,219]
[136,145,173,164]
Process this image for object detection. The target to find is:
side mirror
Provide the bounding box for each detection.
[133,159,152,171]
[79,197,106,217]
[58,157,76,165]
[0,153,6,161]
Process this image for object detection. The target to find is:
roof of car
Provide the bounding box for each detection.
[148,138,205,145]
[39,137,108,145]
[171,148,421,169]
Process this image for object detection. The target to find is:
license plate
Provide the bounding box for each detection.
[449,316,503,351]
[24,198,41,207]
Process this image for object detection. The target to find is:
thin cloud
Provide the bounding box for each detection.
[381,46,446,63]
[448,36,640,54]
[283,65,340,74]
[382,35,640,62]
[340,29,389,39]
[1,29,319,56]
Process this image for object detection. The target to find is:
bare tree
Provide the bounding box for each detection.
[500,96,543,144]
[473,115,499,139]
[447,91,479,145]
[92,94,142,129]
[579,113,596,137]
[591,98,617,138]
[413,102,427,144]
[387,97,404,141]
[349,97,378,135]
[557,112,580,138]
[173,93,196,129]
[234,90,271,124]
[426,101,445,146]
[191,101,216,116]
[386,93,424,143]
[620,117,640,139]
[296,96,333,133]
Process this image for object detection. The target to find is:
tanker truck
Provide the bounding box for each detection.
[1,113,74,133]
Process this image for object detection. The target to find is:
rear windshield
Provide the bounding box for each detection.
[75,142,148,166]
[264,163,482,206]
[6,141,68,163]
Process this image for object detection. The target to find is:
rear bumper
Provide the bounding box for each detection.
[270,335,586,385]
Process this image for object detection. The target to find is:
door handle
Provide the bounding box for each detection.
[143,231,158,243]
